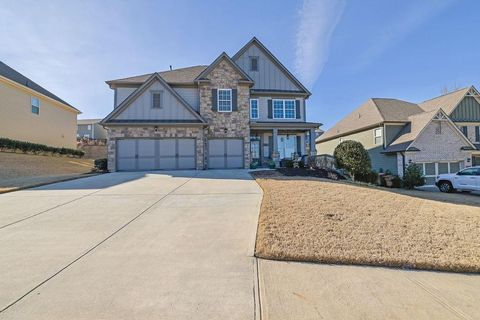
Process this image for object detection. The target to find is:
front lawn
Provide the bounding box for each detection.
[253,171,480,273]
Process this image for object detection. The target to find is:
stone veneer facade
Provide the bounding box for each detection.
[106,126,204,171]
[198,59,251,169]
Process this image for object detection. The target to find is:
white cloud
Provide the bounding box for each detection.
[295,0,345,88]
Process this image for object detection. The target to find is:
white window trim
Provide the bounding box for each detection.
[217,88,232,112]
[373,128,382,145]
[31,97,40,115]
[250,99,259,119]
[272,99,296,119]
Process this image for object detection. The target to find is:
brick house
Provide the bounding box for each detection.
[316,86,480,185]
[101,37,320,171]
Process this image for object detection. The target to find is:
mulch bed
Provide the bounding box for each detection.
[277,167,345,180]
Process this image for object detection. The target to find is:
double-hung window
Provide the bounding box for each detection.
[250,99,259,119]
[218,89,232,112]
[374,128,382,145]
[31,97,40,115]
[272,99,295,119]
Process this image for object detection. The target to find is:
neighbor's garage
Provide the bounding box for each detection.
[207,139,244,169]
[116,138,196,171]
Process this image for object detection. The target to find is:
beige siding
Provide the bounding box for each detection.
[0,80,77,148]
[115,80,197,121]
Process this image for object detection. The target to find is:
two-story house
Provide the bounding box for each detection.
[77,119,107,140]
[316,86,480,185]
[101,37,320,171]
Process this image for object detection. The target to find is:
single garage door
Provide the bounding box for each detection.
[116,138,196,171]
[208,139,244,169]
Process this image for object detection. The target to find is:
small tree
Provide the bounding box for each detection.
[333,140,371,181]
[402,163,425,189]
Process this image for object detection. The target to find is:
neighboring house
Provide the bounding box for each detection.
[77,119,107,140]
[316,86,480,185]
[0,61,80,148]
[101,37,320,171]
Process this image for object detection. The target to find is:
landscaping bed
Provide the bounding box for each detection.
[277,167,345,180]
[253,170,480,273]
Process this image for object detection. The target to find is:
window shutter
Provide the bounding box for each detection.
[211,89,217,111]
[268,136,273,157]
[295,100,301,119]
[232,89,238,111]
[476,126,480,142]
[296,136,301,155]
[267,99,272,119]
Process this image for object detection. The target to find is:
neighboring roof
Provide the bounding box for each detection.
[194,52,254,85]
[418,86,472,114]
[318,98,422,142]
[0,61,79,112]
[77,118,102,125]
[106,65,208,86]
[384,108,476,153]
[101,73,206,125]
[232,37,311,96]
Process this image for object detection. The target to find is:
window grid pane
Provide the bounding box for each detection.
[250,100,258,119]
[218,89,232,111]
[273,100,284,118]
[284,101,295,119]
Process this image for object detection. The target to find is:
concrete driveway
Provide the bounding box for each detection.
[0,170,262,319]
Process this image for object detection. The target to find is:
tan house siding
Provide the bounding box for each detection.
[0,79,78,148]
[199,59,251,168]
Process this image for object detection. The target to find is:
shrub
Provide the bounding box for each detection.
[94,158,108,171]
[403,163,425,189]
[357,170,379,185]
[334,140,371,181]
[284,159,294,168]
[391,175,402,188]
[250,161,258,169]
[0,137,84,158]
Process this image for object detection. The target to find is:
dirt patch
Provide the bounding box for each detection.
[253,172,480,273]
[0,152,95,192]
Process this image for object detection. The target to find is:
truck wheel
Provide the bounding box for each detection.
[438,181,454,193]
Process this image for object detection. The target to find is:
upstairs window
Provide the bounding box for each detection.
[250,99,259,119]
[217,89,232,112]
[476,126,480,142]
[374,128,382,145]
[273,99,296,119]
[249,56,259,71]
[31,97,40,115]
[151,91,163,109]
[462,126,468,137]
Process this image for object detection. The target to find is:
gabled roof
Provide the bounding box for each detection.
[318,98,423,142]
[101,73,206,125]
[194,52,254,85]
[418,86,475,114]
[0,61,80,113]
[106,65,208,87]
[232,37,311,96]
[384,108,476,153]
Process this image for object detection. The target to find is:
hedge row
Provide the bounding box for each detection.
[0,137,84,157]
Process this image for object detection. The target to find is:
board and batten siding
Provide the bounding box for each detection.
[234,43,301,91]
[115,81,197,121]
[450,96,480,122]
[250,96,305,122]
[316,126,398,174]
[115,87,138,107]
[173,87,200,111]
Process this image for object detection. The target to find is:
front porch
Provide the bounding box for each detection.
[249,122,319,167]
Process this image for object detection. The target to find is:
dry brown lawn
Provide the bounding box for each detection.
[253,171,480,273]
[0,152,95,192]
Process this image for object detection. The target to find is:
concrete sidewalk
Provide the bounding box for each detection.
[0,170,262,319]
[258,259,480,320]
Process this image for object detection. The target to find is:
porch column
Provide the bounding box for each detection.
[272,128,280,167]
[309,128,317,156]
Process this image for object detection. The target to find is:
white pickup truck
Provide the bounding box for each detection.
[435,166,480,193]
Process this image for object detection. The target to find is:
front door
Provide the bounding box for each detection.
[277,135,297,159]
[250,138,260,164]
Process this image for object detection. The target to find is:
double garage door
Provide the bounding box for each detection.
[117,139,196,171]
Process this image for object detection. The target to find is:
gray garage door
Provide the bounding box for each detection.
[116,138,196,171]
[208,139,244,169]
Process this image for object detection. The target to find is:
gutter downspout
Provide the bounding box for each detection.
[401,152,406,177]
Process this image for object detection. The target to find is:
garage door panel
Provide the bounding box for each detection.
[138,140,155,156]
[208,140,225,156]
[226,139,243,156]
[178,157,195,169]
[159,158,176,170]
[208,157,225,169]
[226,156,243,168]
[138,158,156,170]
[117,140,136,158]
[159,140,176,156]
[178,139,195,156]
[117,158,136,171]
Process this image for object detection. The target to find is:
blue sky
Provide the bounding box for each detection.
[1,0,479,129]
